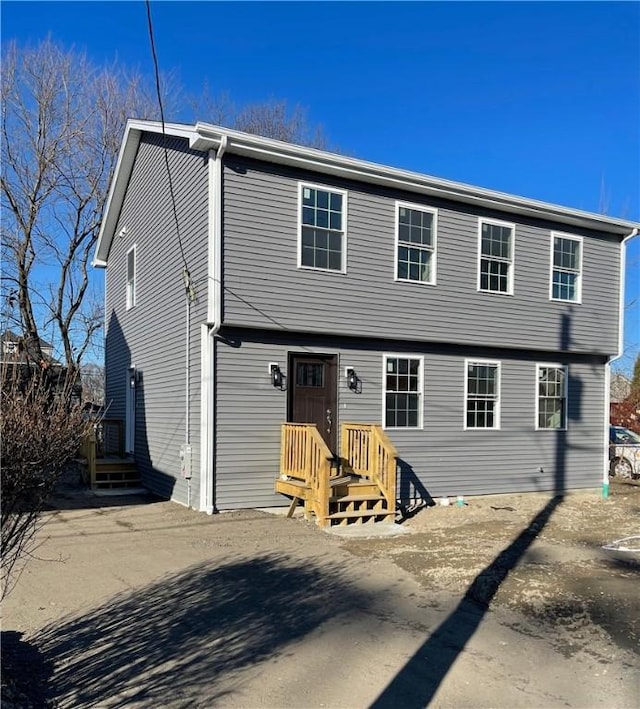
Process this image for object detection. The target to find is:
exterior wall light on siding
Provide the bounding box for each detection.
[269,363,283,388]
[345,367,360,392]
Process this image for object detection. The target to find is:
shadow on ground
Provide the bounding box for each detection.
[33,553,369,707]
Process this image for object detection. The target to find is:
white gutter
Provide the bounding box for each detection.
[199,137,227,514]
[602,226,639,496]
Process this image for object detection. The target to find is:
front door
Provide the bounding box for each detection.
[288,354,337,453]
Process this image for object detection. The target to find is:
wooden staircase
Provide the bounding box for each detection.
[93,457,140,489]
[80,419,140,490]
[275,423,397,527]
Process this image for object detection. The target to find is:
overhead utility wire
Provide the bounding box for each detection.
[145,0,195,302]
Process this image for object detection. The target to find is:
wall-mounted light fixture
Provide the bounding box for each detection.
[345,366,359,391]
[269,362,283,388]
[128,366,139,389]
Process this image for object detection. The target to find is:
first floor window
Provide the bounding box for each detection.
[479,219,514,294]
[551,234,581,302]
[396,203,437,284]
[126,245,136,309]
[384,356,422,428]
[537,365,567,429]
[466,360,500,429]
[300,184,345,271]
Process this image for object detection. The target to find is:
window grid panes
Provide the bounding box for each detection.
[385,357,421,428]
[396,206,435,283]
[552,236,581,301]
[537,366,567,429]
[466,362,499,429]
[479,222,512,293]
[296,363,324,387]
[301,186,344,271]
[126,247,136,309]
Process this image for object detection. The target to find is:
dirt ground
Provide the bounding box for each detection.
[2,480,639,708]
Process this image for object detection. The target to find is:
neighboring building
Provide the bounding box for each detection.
[94,120,639,513]
[1,330,55,364]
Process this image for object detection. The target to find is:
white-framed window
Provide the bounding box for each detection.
[395,202,437,284]
[298,183,347,272]
[126,244,136,310]
[478,219,515,294]
[536,364,567,430]
[550,233,582,302]
[383,355,423,429]
[465,359,501,429]
[3,341,17,355]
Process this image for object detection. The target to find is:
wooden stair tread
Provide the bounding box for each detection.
[329,494,385,503]
[328,509,394,520]
[329,475,356,486]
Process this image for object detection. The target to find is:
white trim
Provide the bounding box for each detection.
[477,218,515,295]
[464,358,501,430]
[199,325,215,514]
[534,363,568,431]
[549,232,583,303]
[381,353,424,430]
[297,181,348,274]
[394,201,438,285]
[126,244,136,310]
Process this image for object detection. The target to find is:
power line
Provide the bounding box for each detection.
[145,0,195,302]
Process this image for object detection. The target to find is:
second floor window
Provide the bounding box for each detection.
[465,360,500,429]
[126,245,136,310]
[395,203,437,284]
[478,219,514,294]
[551,234,582,302]
[299,184,346,272]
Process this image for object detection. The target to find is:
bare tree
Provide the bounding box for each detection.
[1,39,331,380]
[1,39,159,376]
[190,84,329,148]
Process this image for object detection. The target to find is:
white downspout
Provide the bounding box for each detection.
[603,226,638,497]
[200,136,227,514]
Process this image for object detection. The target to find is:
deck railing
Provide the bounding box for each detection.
[280,423,332,526]
[341,423,398,509]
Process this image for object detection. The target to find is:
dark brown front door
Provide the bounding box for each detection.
[288,354,337,453]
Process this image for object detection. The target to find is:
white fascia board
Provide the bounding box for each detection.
[191,122,639,237]
[93,120,197,267]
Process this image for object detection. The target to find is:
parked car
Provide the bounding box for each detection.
[609,426,640,479]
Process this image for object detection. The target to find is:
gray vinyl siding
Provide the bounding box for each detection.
[215,328,607,509]
[222,157,621,357]
[104,134,208,505]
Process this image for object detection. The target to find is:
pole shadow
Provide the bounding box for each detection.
[370,311,578,707]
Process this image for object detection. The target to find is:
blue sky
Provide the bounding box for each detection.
[3,1,639,371]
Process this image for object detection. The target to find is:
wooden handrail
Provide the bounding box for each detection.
[341,423,397,509]
[281,423,332,526]
[79,426,98,486]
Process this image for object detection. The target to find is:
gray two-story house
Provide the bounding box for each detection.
[94,119,638,515]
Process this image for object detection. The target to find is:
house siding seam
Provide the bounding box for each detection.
[104,133,208,505]
[221,156,620,356]
[215,328,606,509]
